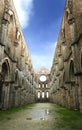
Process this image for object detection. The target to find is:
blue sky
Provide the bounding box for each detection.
[13,0,66,71]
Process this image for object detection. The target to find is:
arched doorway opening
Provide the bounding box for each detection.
[2,61,9,81]
[0,59,10,108]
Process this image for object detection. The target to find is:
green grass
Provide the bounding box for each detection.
[0,103,35,122]
[55,105,82,130]
[0,103,82,130]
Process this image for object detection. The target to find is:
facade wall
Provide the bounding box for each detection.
[50,0,82,113]
[35,68,50,102]
[0,0,36,110]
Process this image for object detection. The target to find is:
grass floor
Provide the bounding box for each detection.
[0,103,82,130]
[54,105,82,130]
[0,104,35,122]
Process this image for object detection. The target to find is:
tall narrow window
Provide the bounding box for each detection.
[39,84,40,88]
[46,92,49,98]
[46,84,47,88]
[42,92,44,98]
[42,83,44,88]
[38,91,40,99]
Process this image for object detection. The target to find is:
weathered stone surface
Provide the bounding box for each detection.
[35,68,50,102]
[0,0,36,110]
[0,0,82,115]
[50,0,82,113]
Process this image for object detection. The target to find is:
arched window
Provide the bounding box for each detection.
[42,92,44,99]
[38,91,40,99]
[39,83,40,88]
[46,92,49,98]
[46,84,47,88]
[42,83,44,88]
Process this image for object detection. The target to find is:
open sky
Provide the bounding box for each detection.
[13,0,66,71]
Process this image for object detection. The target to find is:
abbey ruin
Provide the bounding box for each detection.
[0,0,82,114]
[50,0,82,113]
[0,0,36,109]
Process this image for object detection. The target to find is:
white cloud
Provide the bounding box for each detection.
[45,41,57,52]
[31,54,52,71]
[13,0,34,28]
[31,41,57,71]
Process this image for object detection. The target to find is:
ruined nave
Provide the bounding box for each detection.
[0,0,82,116]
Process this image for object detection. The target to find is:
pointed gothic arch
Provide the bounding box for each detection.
[1,59,10,81]
[0,59,10,106]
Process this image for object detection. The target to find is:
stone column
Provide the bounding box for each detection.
[0,20,7,46]
[9,86,15,108]
[2,82,10,109]
[70,83,75,110]
[69,19,76,43]
[78,76,82,113]
[14,88,19,107]
[0,21,7,73]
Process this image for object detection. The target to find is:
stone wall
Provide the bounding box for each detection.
[35,68,50,102]
[50,0,82,113]
[0,0,36,110]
